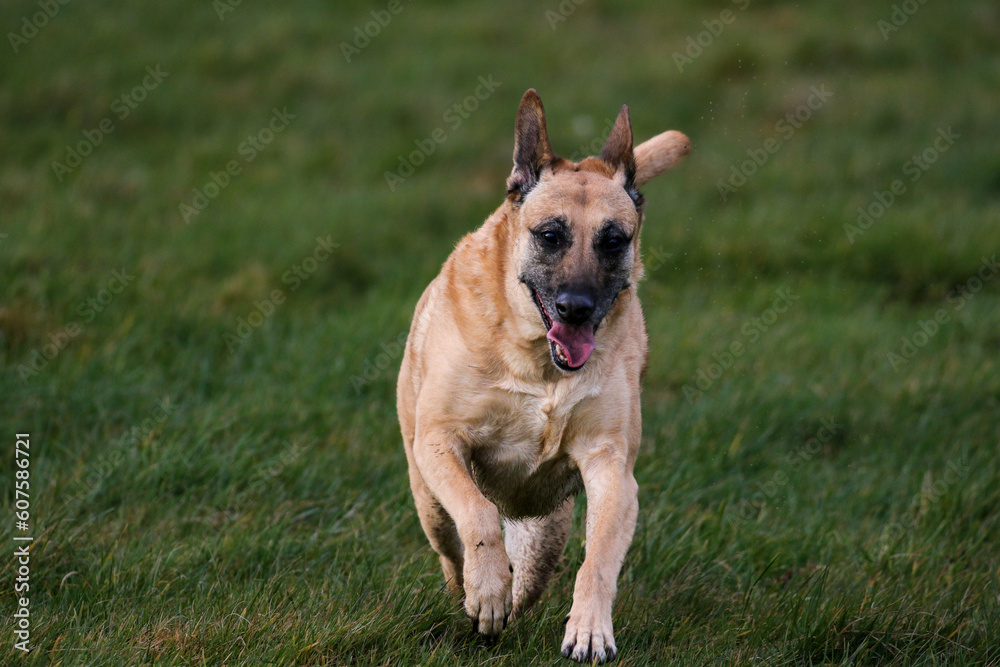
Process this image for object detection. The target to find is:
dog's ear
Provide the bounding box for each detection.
[633,130,691,187]
[600,104,635,174]
[600,105,642,208]
[507,89,556,201]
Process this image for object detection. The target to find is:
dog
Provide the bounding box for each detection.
[397,89,689,663]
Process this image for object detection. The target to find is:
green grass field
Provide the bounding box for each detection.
[2,0,1000,664]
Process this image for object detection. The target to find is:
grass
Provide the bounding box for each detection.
[1,0,999,664]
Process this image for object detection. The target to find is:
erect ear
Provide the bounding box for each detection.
[633,130,691,187]
[600,105,642,208]
[600,104,635,173]
[507,89,556,201]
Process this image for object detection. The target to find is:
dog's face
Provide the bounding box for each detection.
[514,169,641,372]
[506,91,645,372]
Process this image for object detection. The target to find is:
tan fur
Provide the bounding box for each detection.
[397,90,689,663]
[634,130,691,187]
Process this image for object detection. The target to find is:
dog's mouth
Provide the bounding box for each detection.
[528,287,596,372]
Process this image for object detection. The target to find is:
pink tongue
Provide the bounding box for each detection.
[546,322,595,368]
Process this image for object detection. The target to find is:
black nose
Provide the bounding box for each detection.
[555,292,595,325]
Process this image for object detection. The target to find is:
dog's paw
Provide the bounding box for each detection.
[561,608,616,663]
[463,547,513,637]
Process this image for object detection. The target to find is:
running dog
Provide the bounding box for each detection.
[397,89,689,663]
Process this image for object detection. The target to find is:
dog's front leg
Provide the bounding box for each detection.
[562,449,639,663]
[413,434,512,636]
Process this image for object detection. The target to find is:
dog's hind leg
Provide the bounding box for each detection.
[406,451,465,596]
[505,496,574,618]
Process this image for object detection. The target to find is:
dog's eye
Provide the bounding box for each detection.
[535,230,562,247]
[602,236,626,252]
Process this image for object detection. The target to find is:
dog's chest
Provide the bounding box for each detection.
[467,386,587,519]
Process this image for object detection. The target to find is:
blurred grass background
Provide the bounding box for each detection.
[1,0,999,664]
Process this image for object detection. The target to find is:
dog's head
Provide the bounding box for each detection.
[505,89,690,372]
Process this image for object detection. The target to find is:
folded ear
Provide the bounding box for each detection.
[633,130,691,187]
[507,89,556,200]
[600,105,641,208]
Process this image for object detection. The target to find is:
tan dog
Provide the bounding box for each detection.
[397,89,689,663]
